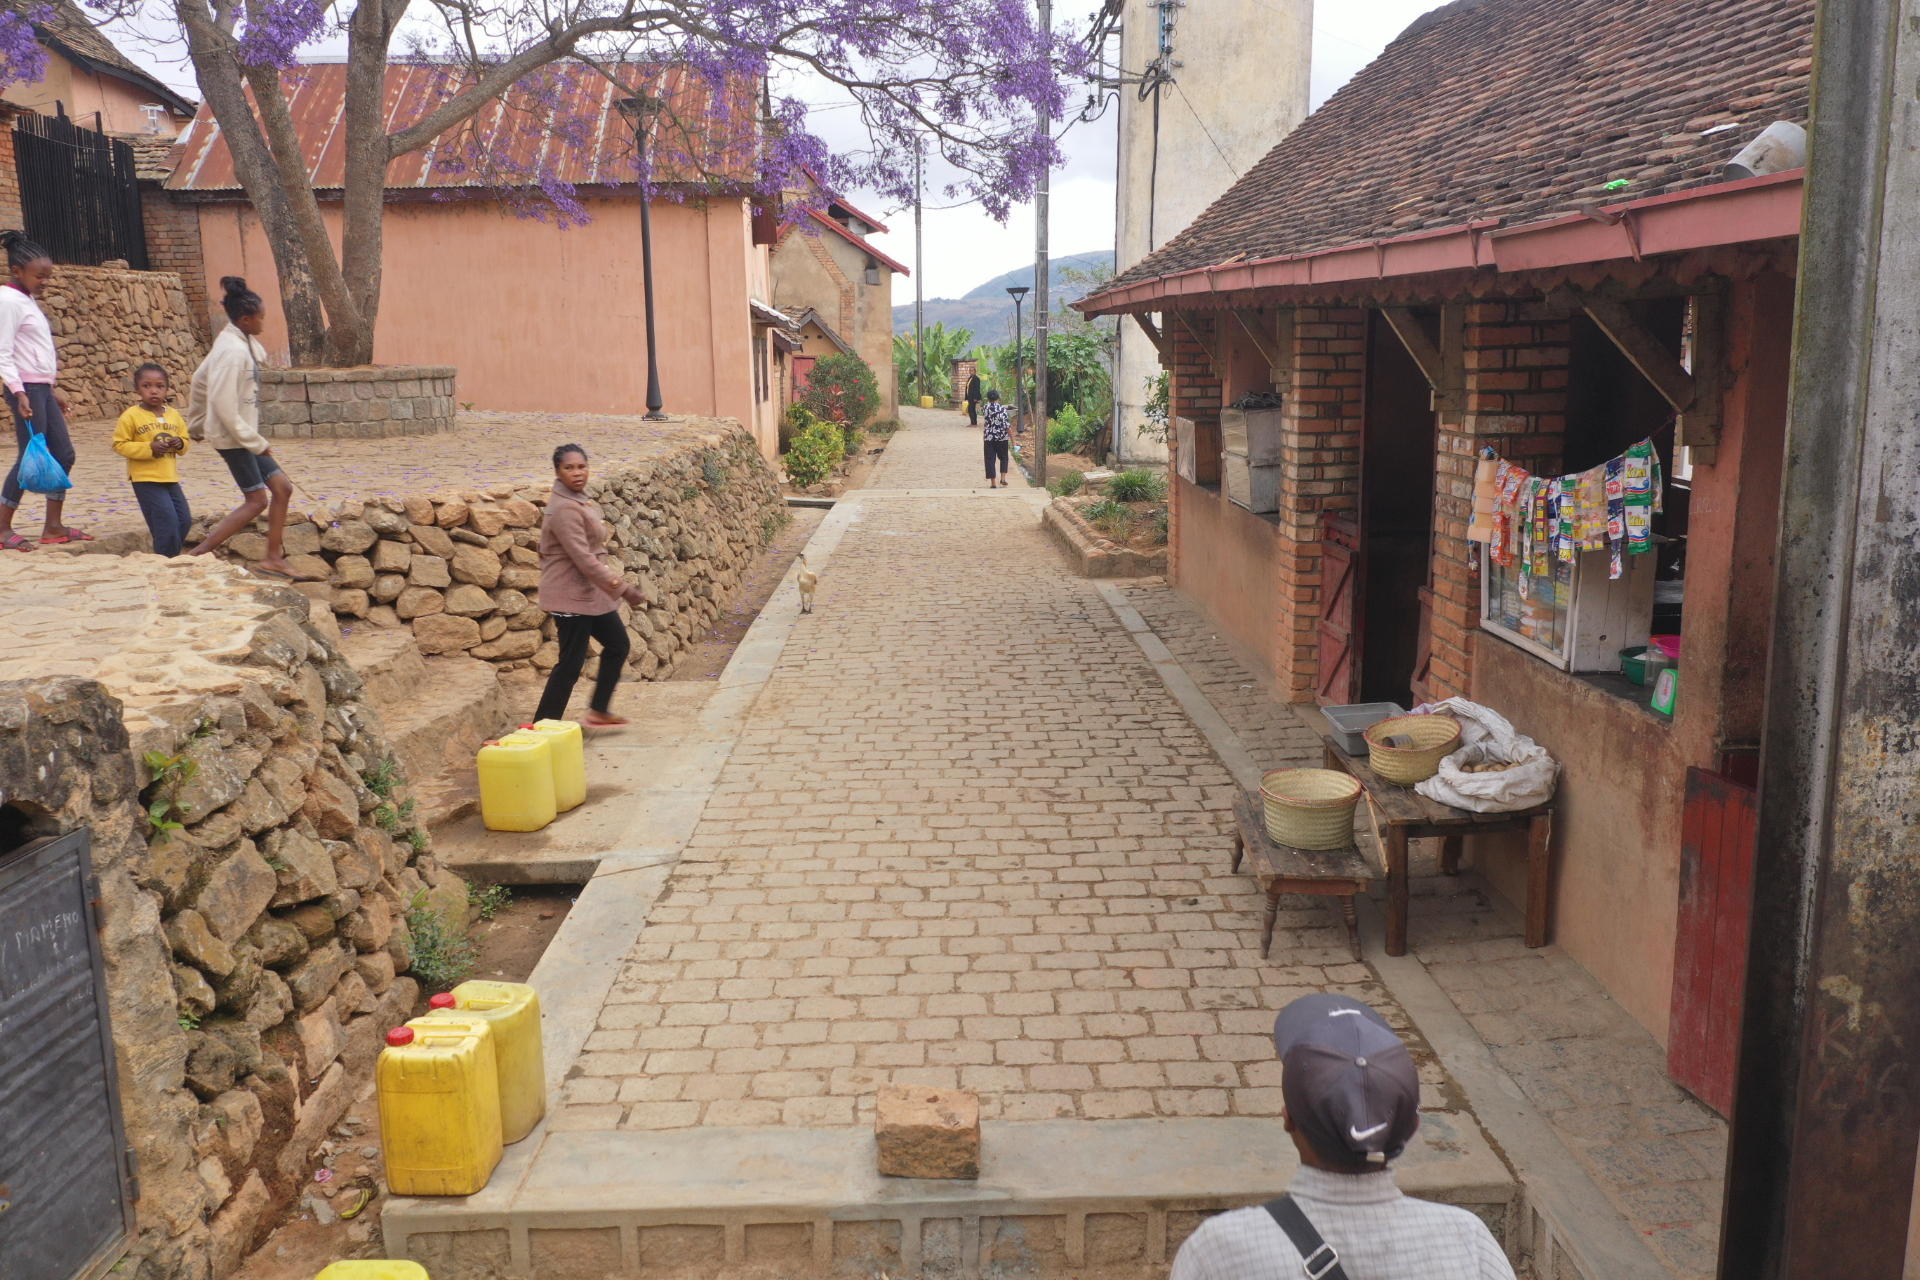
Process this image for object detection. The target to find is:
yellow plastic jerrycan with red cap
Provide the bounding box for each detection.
[423,981,547,1143]
[314,1265,431,1280]
[476,734,555,831]
[511,719,585,811]
[376,1018,503,1196]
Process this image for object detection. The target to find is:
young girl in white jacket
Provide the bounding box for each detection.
[187,276,316,580]
[0,229,90,550]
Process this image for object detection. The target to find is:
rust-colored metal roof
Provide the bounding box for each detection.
[165,61,754,193]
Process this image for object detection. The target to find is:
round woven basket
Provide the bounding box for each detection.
[1259,768,1363,850]
[1363,714,1462,785]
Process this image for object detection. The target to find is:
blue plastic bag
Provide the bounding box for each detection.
[17,420,69,494]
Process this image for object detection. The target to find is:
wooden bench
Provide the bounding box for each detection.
[1230,790,1373,961]
[1320,734,1555,957]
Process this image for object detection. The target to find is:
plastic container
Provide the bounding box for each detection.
[1650,634,1682,664]
[512,720,586,812]
[477,736,556,832]
[1644,647,1672,686]
[376,1020,503,1196]
[1651,667,1680,716]
[315,1264,431,1280]
[1321,702,1407,756]
[1620,646,1649,685]
[421,980,547,1143]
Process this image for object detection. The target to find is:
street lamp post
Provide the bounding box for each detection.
[616,94,668,420]
[1007,286,1029,459]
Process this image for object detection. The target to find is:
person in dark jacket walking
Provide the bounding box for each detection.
[965,370,982,426]
[535,443,654,725]
[981,388,1011,487]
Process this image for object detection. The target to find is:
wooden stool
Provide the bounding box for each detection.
[1231,791,1373,961]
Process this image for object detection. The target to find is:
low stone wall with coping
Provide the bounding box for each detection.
[257,365,458,439]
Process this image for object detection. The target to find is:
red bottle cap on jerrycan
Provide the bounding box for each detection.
[429,992,457,1009]
[386,1026,415,1047]
[519,724,536,730]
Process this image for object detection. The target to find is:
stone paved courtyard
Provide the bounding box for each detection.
[552,408,1448,1134]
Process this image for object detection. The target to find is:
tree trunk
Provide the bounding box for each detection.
[178,0,328,364]
[335,0,410,367]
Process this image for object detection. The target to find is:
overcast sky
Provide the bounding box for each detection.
[103,1,1449,305]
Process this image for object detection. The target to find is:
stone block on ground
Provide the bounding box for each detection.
[875,1084,980,1180]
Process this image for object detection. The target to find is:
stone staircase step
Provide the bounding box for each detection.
[340,628,514,827]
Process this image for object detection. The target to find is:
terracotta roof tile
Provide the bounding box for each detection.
[1094,0,1811,298]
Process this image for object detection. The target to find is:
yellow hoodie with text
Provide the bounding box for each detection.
[113,405,191,483]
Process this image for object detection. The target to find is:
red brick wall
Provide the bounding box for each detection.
[1169,316,1221,483]
[0,120,21,232]
[1427,299,1570,699]
[142,187,211,344]
[1273,307,1366,700]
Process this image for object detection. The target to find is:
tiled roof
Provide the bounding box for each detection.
[116,134,177,182]
[803,210,910,277]
[1094,0,1812,298]
[165,61,755,193]
[33,0,197,116]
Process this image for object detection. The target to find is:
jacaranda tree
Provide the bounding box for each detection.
[46,0,1084,367]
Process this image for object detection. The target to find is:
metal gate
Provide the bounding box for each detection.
[0,829,138,1280]
[11,111,149,269]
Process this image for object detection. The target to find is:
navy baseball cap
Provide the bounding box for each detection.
[1273,993,1421,1165]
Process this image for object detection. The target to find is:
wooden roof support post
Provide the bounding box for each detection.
[1579,295,1699,415]
[1173,311,1225,377]
[1377,307,1444,388]
[1434,302,1467,418]
[1677,292,1725,464]
[1132,312,1170,367]
[1273,307,1295,394]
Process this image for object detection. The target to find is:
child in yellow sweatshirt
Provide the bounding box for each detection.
[114,363,192,556]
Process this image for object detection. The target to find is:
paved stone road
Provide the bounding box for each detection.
[1118,577,1724,1280]
[556,408,1444,1133]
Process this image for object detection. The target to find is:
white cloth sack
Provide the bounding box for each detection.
[1410,697,1558,813]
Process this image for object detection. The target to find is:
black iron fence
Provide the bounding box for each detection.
[12,112,148,269]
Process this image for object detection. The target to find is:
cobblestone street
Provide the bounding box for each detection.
[554,408,1443,1133]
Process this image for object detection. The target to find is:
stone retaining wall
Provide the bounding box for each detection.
[1,556,466,1280]
[193,421,786,681]
[257,365,458,439]
[44,264,208,420]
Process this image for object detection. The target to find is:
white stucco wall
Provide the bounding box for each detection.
[1110,0,1313,460]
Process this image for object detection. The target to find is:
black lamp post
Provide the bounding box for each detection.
[1006,285,1029,446]
[617,94,668,420]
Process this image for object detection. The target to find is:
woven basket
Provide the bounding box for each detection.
[1363,714,1462,785]
[1259,768,1363,850]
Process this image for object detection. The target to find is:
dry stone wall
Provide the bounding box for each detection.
[257,366,458,439]
[1,556,469,1280]
[192,422,786,682]
[43,264,207,420]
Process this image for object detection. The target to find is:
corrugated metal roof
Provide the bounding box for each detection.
[165,61,755,193]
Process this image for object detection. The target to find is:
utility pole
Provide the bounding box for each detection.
[914,139,925,409]
[1719,0,1920,1274]
[1032,0,1051,489]
[1007,286,1029,452]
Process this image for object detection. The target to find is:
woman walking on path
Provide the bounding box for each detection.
[0,230,91,550]
[187,277,314,580]
[981,387,1011,487]
[535,443,655,726]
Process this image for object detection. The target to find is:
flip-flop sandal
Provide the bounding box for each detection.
[1,531,34,551]
[250,565,323,582]
[39,527,95,544]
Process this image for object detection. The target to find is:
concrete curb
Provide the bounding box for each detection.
[1089,579,1670,1280]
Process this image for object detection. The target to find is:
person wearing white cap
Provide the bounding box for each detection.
[1170,993,1515,1280]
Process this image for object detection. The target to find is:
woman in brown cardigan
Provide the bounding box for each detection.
[534,443,652,724]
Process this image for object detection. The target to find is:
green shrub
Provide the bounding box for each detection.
[799,353,882,429]
[1046,403,1090,454]
[1083,498,1126,525]
[1106,468,1167,503]
[468,883,512,920]
[1047,470,1086,498]
[784,418,846,488]
[1151,508,1170,544]
[406,893,477,992]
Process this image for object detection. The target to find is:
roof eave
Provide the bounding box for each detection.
[807,210,910,277]
[1077,169,1805,313]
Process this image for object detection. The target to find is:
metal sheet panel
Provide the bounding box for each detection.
[0,830,136,1280]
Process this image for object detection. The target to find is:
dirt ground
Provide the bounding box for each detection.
[234,886,576,1280]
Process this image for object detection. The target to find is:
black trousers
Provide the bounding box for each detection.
[967,399,979,426]
[535,611,632,720]
[132,481,193,556]
[984,438,1009,479]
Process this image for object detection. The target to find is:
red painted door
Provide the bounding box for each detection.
[792,356,816,392]
[1667,766,1759,1117]
[1317,512,1362,706]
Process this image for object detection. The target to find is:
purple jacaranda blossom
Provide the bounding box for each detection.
[0,4,52,89]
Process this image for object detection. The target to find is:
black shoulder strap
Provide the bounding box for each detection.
[1262,1196,1350,1280]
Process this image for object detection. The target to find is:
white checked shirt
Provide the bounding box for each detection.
[1170,1167,1516,1280]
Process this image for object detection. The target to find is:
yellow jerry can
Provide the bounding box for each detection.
[423,981,548,1143]
[476,735,555,832]
[514,719,586,812]
[376,1019,504,1196]
[315,1265,431,1280]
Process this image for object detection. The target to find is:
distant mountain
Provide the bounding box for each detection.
[893,249,1113,340]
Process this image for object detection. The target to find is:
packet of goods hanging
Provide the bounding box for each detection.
[1468,457,1498,542]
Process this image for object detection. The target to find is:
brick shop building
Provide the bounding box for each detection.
[1076,0,1811,1112]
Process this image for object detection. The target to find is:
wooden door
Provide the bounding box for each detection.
[1317,512,1362,705]
[1668,766,1759,1117]
[792,356,816,392]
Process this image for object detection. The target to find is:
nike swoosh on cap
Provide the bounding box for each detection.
[1349,1121,1390,1141]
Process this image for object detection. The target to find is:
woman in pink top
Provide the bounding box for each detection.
[534,443,654,725]
[0,230,90,550]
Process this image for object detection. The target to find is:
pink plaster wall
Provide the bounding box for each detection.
[192,195,770,453]
[4,53,181,136]
[1170,475,1284,680]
